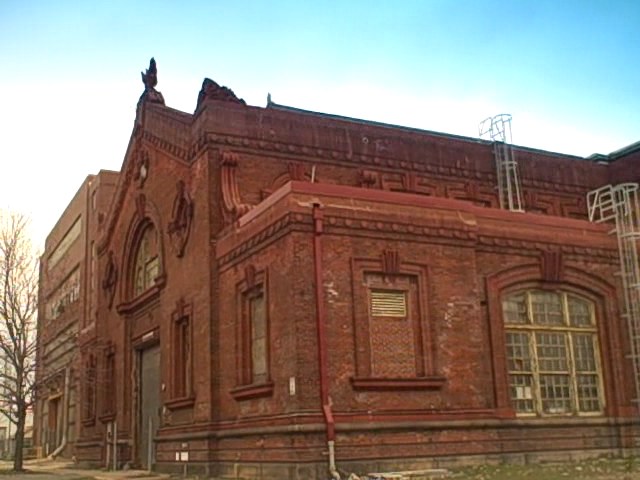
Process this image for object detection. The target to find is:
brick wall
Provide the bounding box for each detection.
[50,95,639,476]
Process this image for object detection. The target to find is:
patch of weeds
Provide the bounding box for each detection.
[451,457,640,480]
[0,470,56,476]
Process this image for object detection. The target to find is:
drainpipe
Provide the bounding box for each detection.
[312,203,340,480]
[49,367,70,458]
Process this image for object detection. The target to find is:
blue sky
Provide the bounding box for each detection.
[1,0,638,247]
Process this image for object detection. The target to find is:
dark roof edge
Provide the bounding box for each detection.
[609,140,640,160]
[266,101,585,161]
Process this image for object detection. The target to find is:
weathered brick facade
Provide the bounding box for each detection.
[36,61,640,478]
[35,171,118,458]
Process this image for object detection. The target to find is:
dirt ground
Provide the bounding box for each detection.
[450,457,640,480]
[0,457,638,479]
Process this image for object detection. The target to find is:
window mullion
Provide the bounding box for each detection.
[565,331,579,414]
[525,293,542,415]
[593,333,606,413]
[529,329,542,415]
[564,295,576,412]
[562,293,579,414]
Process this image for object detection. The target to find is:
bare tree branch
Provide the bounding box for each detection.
[0,211,38,471]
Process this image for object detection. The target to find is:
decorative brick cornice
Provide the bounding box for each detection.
[192,130,595,218]
[195,131,599,199]
[142,131,189,162]
[219,213,617,271]
[218,213,303,269]
[477,235,618,262]
[218,211,479,270]
[196,132,490,180]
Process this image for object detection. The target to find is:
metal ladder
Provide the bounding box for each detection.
[479,114,524,212]
[588,183,640,413]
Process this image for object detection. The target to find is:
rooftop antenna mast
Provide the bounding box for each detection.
[479,114,524,212]
[587,183,640,419]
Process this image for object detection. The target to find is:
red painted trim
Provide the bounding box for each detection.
[313,204,335,441]
[282,181,606,232]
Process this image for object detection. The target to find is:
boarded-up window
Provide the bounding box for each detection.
[172,316,191,398]
[238,277,270,387]
[367,275,419,378]
[102,348,115,416]
[82,355,97,424]
[250,294,267,384]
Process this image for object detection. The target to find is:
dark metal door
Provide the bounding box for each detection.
[139,346,161,469]
[47,397,61,453]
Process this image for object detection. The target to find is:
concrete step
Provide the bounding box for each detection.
[365,468,450,480]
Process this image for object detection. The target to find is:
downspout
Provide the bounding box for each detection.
[312,203,340,480]
[49,367,70,458]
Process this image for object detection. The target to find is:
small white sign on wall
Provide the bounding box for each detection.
[175,451,189,462]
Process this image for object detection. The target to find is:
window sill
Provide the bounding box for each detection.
[350,376,446,391]
[165,395,196,410]
[98,412,116,423]
[116,275,166,315]
[81,417,96,427]
[230,381,274,401]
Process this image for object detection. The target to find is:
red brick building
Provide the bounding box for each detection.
[35,171,118,457]
[37,59,640,478]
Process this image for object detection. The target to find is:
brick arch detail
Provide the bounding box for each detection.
[116,196,167,313]
[485,262,626,418]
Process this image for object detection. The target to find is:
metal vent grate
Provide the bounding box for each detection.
[371,290,407,317]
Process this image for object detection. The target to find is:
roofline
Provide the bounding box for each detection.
[44,169,119,250]
[98,168,120,176]
[609,140,640,159]
[266,101,586,161]
[44,174,95,249]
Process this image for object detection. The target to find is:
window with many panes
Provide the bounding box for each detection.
[503,290,603,416]
[133,225,159,296]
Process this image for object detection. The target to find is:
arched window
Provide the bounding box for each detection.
[132,224,160,296]
[502,290,604,416]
